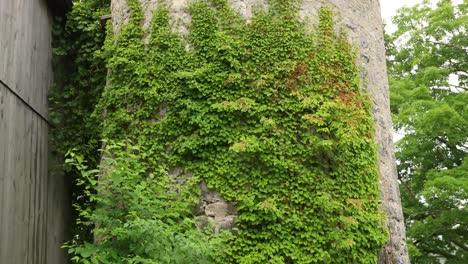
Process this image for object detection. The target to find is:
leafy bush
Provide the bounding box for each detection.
[65,142,227,263]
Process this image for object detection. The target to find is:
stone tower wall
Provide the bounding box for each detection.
[110,0,409,263]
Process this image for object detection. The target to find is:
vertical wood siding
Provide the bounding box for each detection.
[0,0,69,263]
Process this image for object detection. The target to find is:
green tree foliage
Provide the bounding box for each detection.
[55,0,387,262]
[386,0,468,262]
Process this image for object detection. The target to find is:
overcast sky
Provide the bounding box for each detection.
[380,0,463,29]
[380,0,425,22]
[380,0,429,32]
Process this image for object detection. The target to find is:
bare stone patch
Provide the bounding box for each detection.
[194,182,237,234]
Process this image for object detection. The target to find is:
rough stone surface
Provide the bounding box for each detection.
[167,170,238,233]
[110,0,409,262]
[195,182,237,233]
[168,166,192,184]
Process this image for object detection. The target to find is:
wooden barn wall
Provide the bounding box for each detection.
[0,0,70,263]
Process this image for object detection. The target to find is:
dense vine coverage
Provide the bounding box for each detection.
[50,0,109,240]
[53,0,388,263]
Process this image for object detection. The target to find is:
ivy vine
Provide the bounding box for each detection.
[50,0,109,240]
[54,0,388,263]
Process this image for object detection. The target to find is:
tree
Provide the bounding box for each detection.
[386,0,467,262]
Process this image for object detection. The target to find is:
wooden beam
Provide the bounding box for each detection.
[99,14,112,29]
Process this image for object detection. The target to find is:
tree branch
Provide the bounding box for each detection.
[448,84,467,92]
[448,238,468,252]
[399,176,424,207]
[414,240,456,260]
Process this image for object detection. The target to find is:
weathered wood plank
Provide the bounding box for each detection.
[0,0,53,117]
[0,84,68,263]
[0,1,69,263]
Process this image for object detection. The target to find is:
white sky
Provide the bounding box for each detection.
[380,0,425,22]
[380,0,429,33]
[380,0,463,32]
